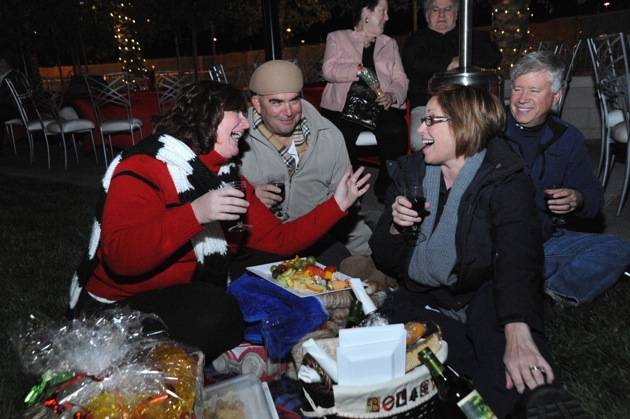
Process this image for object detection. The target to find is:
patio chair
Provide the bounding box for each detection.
[208,64,228,84]
[155,71,194,114]
[4,115,22,155]
[537,40,567,56]
[83,72,143,165]
[537,39,584,116]
[3,71,34,157]
[587,33,630,215]
[46,98,99,167]
[4,77,55,168]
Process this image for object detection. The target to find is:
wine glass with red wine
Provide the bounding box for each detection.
[544,184,567,227]
[269,179,286,220]
[225,180,251,232]
[404,183,427,245]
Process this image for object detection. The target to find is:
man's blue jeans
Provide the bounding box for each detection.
[544,229,630,304]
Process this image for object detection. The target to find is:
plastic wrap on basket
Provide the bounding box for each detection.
[11,308,204,418]
[300,340,448,418]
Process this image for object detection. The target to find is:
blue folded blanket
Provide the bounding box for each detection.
[228,273,328,359]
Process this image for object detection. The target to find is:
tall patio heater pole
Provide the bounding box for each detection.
[428,0,500,96]
[262,0,282,60]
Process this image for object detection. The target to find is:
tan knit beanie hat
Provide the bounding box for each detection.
[249,60,303,95]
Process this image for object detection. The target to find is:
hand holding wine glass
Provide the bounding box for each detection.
[544,184,567,226]
[403,183,427,244]
[391,183,428,244]
[224,180,252,232]
[269,179,286,219]
[191,184,248,225]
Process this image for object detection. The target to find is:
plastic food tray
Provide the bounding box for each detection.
[202,374,278,419]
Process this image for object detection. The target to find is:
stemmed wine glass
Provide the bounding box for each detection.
[225,180,251,232]
[403,183,427,245]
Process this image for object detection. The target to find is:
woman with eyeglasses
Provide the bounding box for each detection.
[369,84,554,417]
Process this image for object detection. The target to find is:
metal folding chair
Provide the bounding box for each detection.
[537,40,584,116]
[588,33,630,215]
[46,98,99,167]
[83,73,143,165]
[537,41,567,56]
[155,71,194,114]
[208,64,228,84]
[4,76,55,167]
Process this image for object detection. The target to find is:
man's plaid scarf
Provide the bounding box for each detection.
[252,109,310,177]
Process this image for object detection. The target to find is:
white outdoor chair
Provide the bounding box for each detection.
[3,72,36,157]
[46,103,99,167]
[155,71,194,114]
[587,33,630,215]
[537,40,567,56]
[4,116,22,155]
[4,77,55,167]
[356,131,377,147]
[537,39,583,116]
[83,73,143,165]
[208,64,228,84]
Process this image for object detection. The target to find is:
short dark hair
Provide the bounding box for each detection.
[352,0,381,27]
[431,84,505,157]
[154,81,246,154]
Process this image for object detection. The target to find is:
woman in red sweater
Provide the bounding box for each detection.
[69,81,370,359]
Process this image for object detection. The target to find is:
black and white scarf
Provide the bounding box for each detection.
[69,134,239,310]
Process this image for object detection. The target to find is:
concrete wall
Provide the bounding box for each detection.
[561,76,601,140]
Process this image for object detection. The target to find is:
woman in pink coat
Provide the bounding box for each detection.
[320,0,409,199]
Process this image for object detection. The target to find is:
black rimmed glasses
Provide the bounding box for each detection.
[420,115,451,126]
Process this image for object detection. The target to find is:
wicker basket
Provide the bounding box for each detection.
[300,341,448,418]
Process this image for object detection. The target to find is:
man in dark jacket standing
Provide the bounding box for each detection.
[402,0,501,151]
[505,51,630,305]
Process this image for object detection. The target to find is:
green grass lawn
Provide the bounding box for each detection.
[1,174,629,418]
[0,175,97,417]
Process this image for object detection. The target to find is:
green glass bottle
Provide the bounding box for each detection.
[345,298,364,328]
[419,347,497,419]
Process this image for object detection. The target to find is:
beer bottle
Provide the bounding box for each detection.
[419,347,497,419]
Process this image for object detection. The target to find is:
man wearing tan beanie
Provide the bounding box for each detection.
[240,60,373,263]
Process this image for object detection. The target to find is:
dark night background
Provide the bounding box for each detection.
[1,0,628,68]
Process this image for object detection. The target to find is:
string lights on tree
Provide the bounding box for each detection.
[491,0,532,77]
[110,1,148,80]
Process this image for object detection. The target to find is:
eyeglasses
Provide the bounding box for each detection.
[420,115,451,126]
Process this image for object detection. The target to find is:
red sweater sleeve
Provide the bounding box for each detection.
[242,179,346,256]
[100,156,204,276]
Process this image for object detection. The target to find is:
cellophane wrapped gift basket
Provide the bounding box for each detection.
[12,308,204,418]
